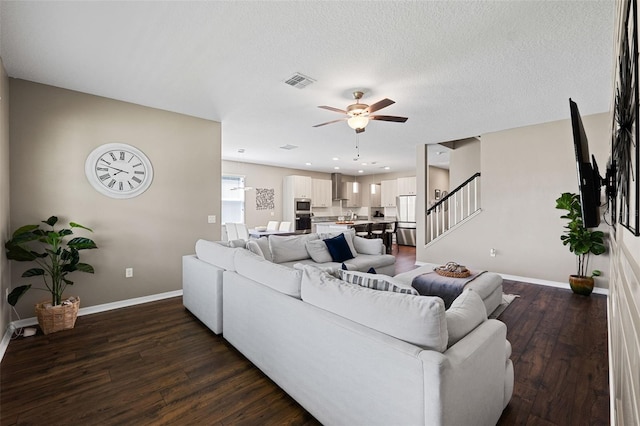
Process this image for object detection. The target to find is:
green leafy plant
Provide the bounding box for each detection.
[555,193,605,277]
[5,216,98,307]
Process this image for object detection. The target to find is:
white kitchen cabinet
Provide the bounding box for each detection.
[284,175,312,199]
[312,179,332,208]
[368,184,382,207]
[397,176,417,195]
[381,179,398,207]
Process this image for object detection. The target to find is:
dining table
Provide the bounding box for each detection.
[248,229,302,238]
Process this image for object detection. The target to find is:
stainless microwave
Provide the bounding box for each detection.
[295,199,311,212]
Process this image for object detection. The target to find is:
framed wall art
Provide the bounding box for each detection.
[614,0,640,235]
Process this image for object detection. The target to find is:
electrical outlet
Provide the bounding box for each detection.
[125,268,133,278]
[490,248,497,257]
[208,215,216,224]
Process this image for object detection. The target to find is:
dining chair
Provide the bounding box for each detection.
[223,223,238,241]
[279,221,292,231]
[266,221,280,231]
[235,223,250,240]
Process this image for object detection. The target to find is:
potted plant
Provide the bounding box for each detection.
[555,193,606,295]
[5,216,98,334]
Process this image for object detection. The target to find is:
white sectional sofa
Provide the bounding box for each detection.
[182,235,514,425]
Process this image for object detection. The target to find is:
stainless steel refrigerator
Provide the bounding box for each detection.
[396,195,416,246]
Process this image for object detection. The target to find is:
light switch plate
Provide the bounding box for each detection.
[208,215,216,224]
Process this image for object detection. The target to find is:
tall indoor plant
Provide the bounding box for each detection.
[5,216,98,333]
[555,193,605,295]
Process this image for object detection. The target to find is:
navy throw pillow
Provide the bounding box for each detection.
[367,267,377,274]
[324,233,355,263]
[341,263,348,270]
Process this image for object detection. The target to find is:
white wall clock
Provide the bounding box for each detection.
[85,143,154,199]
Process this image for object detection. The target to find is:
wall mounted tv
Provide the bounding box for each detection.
[569,98,603,228]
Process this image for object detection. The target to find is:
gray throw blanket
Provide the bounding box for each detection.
[411,271,486,309]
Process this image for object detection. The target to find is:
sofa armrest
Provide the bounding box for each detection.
[182,254,224,334]
[419,319,509,426]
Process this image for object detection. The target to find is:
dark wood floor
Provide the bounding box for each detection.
[1,245,609,425]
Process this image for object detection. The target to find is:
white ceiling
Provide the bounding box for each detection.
[0,1,615,176]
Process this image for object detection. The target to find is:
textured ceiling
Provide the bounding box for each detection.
[0,1,615,175]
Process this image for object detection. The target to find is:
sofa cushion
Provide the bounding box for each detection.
[339,270,418,295]
[246,240,264,259]
[229,239,247,248]
[318,230,357,258]
[300,266,448,351]
[305,239,333,263]
[324,233,355,262]
[195,239,239,271]
[246,237,272,262]
[269,233,318,264]
[445,289,487,347]
[343,254,395,271]
[234,249,302,298]
[353,236,383,255]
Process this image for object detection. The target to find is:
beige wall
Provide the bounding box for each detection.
[418,112,610,286]
[427,166,449,207]
[448,137,481,190]
[9,79,221,318]
[222,160,331,227]
[0,58,10,333]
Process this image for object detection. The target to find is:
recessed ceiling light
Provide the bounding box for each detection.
[305,162,312,166]
[358,170,364,173]
[384,166,390,170]
[332,157,339,161]
[334,166,340,170]
[237,148,245,153]
[361,162,367,166]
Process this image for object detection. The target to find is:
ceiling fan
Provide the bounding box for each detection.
[313,91,408,134]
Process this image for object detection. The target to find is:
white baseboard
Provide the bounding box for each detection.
[413,261,609,296]
[0,323,16,362]
[1,290,183,361]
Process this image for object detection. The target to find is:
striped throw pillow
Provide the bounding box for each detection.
[339,270,419,295]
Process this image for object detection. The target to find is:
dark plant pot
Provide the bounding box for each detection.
[569,275,594,296]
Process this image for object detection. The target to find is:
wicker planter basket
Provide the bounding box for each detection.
[35,297,80,335]
[434,262,471,278]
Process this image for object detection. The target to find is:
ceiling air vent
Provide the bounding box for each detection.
[280,144,299,150]
[284,73,316,89]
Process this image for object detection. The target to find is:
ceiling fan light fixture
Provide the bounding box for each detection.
[347,115,369,130]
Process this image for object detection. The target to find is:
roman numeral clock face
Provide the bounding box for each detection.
[85,143,153,199]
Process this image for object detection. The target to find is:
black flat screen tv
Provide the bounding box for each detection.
[569,98,602,228]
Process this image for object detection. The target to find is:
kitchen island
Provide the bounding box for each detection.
[314,220,393,234]
[314,220,396,253]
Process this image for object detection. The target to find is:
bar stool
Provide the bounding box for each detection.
[353,223,371,238]
[370,223,386,239]
[384,221,397,254]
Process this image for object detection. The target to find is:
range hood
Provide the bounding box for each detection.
[331,173,346,200]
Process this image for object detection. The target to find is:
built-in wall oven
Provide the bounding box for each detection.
[295,198,312,232]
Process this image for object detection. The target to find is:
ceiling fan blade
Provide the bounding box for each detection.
[318,105,348,114]
[313,118,347,127]
[370,115,408,123]
[365,98,395,114]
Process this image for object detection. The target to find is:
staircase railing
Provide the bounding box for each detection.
[426,172,481,245]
